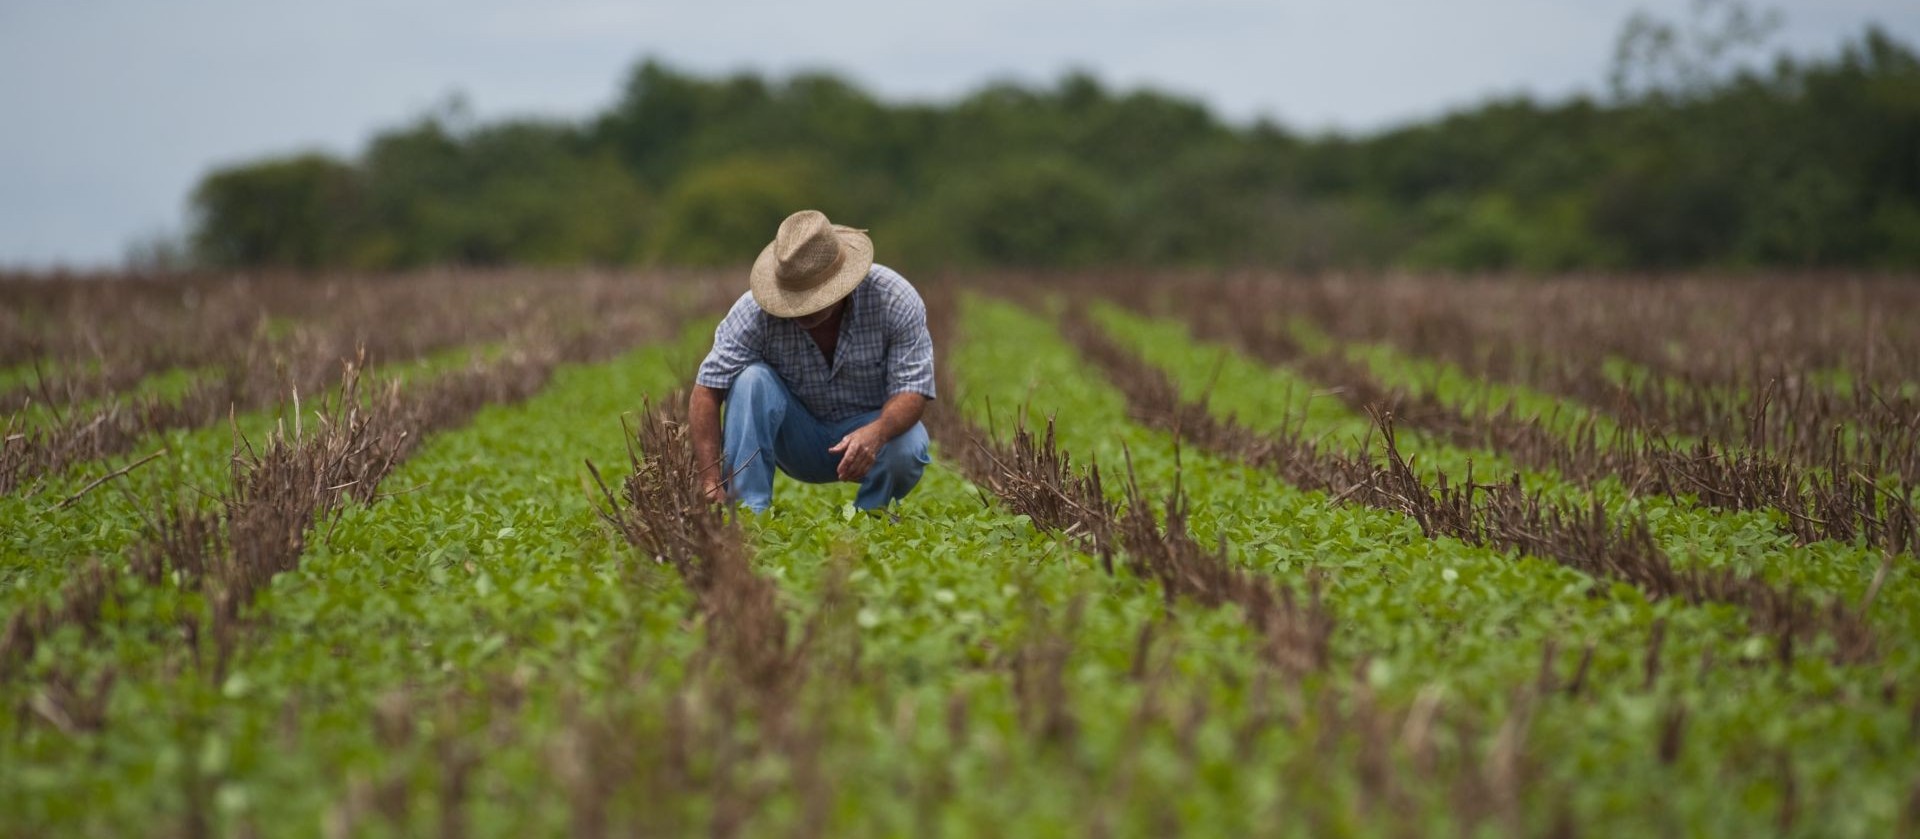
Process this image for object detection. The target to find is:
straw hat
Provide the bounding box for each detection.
[749,210,874,318]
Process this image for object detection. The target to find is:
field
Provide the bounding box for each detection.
[1,270,1917,837]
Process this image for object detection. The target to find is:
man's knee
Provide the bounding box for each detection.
[726,364,786,417]
[722,364,788,443]
[874,424,931,477]
[731,363,780,397]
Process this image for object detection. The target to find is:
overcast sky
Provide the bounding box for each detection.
[1,0,1915,269]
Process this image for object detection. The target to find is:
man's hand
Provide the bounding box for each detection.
[830,392,927,482]
[700,473,727,505]
[828,423,889,481]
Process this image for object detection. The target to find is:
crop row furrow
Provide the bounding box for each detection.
[0,280,270,407]
[958,293,1913,834]
[1173,277,1920,485]
[0,277,708,621]
[0,318,711,834]
[0,273,690,497]
[0,293,694,727]
[9,271,1920,837]
[1065,306,1878,665]
[595,392,806,700]
[1179,297,1920,558]
[1092,302,1920,659]
[244,328,717,837]
[287,340,1124,835]
[604,295,1560,835]
[1,344,562,690]
[0,272,625,414]
[924,293,1333,675]
[0,341,507,622]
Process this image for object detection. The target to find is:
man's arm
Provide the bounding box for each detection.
[829,276,937,482]
[828,391,926,481]
[690,384,728,502]
[690,293,765,502]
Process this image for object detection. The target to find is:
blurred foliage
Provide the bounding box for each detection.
[192,154,357,269]
[646,155,823,266]
[186,9,1920,274]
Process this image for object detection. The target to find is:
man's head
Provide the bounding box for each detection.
[749,210,873,320]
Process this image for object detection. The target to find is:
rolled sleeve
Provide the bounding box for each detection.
[695,292,765,391]
[884,283,937,401]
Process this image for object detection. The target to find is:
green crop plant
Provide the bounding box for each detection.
[6,366,218,432]
[0,329,707,835]
[1295,309,1903,488]
[1092,303,1916,662]
[0,359,105,393]
[970,295,1915,835]
[0,344,500,616]
[716,406,1483,833]
[1,274,1915,838]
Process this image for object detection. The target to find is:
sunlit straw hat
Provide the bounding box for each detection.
[749,209,874,319]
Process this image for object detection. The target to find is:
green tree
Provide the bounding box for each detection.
[190,153,358,269]
[347,118,649,268]
[911,156,1118,268]
[177,19,1920,275]
[647,155,823,266]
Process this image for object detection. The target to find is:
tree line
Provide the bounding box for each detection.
[182,12,1920,274]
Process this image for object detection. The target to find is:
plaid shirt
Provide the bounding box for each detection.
[695,264,937,422]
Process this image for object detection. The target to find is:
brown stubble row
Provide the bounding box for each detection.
[0,272,697,496]
[577,393,836,839]
[0,273,532,412]
[1056,308,1879,667]
[590,393,808,703]
[1085,271,1920,490]
[0,275,266,401]
[0,349,558,704]
[296,285,1745,836]
[923,288,1334,673]
[332,392,879,838]
[567,375,1174,834]
[0,350,564,838]
[914,289,1581,834]
[0,282,689,720]
[0,272,824,838]
[380,375,1187,836]
[1176,293,1920,559]
[0,270,695,407]
[1193,274,1920,487]
[1175,272,1920,393]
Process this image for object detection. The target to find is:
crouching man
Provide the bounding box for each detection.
[690,209,936,513]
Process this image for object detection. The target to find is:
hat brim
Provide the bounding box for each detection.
[749,226,874,319]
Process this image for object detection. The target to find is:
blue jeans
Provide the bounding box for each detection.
[722,363,931,512]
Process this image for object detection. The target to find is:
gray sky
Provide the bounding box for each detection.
[2,0,1915,269]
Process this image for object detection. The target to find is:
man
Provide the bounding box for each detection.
[690,209,935,513]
